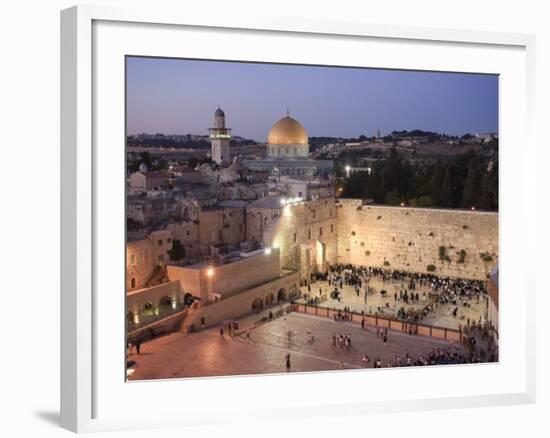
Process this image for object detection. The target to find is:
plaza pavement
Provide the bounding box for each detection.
[128,311,465,381]
[299,278,487,330]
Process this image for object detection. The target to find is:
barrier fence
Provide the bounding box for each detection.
[290,303,463,342]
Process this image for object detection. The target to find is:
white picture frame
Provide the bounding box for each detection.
[60,4,536,433]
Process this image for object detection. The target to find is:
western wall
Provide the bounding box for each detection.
[336,199,498,280]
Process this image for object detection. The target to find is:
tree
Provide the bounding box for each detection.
[430,161,444,202]
[168,239,186,261]
[461,158,480,208]
[439,168,453,207]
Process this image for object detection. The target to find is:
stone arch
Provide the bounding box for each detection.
[158,295,173,310]
[277,288,287,302]
[252,297,264,312]
[182,207,190,221]
[127,310,135,324]
[265,293,274,306]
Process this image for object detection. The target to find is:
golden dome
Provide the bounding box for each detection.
[267,116,308,145]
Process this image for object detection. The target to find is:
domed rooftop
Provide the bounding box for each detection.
[215,107,225,117]
[268,116,308,145]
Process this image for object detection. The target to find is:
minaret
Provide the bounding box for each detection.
[209,107,231,165]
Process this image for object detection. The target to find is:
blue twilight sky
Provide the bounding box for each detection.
[126,57,498,141]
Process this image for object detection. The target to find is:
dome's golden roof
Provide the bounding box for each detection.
[267,116,308,145]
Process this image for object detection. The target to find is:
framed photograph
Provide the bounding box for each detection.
[61,5,536,432]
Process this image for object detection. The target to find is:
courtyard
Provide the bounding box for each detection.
[298,277,487,330]
[128,310,466,381]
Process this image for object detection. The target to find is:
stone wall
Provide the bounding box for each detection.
[183,271,300,330]
[126,280,184,316]
[166,206,245,259]
[262,198,338,278]
[337,200,498,280]
[166,249,281,302]
[126,229,172,291]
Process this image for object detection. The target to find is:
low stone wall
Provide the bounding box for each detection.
[337,200,498,280]
[127,281,184,315]
[184,271,300,331]
[166,250,281,302]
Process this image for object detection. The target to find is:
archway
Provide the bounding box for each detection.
[252,298,264,313]
[182,207,190,221]
[159,296,173,314]
[277,288,287,302]
[141,301,154,318]
[316,240,326,272]
[265,293,274,306]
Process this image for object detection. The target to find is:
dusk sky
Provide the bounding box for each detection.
[126,56,498,141]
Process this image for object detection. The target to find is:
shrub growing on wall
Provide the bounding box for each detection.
[427,264,436,272]
[479,252,493,262]
[458,249,467,263]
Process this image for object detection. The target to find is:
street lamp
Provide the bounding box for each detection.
[345,165,351,178]
[206,267,214,277]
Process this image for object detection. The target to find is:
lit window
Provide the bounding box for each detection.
[130,254,135,266]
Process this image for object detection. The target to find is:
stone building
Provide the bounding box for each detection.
[126,229,173,291]
[129,171,172,193]
[209,107,231,166]
[249,197,338,279]
[242,112,333,177]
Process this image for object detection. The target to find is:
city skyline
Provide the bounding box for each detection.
[126,56,499,140]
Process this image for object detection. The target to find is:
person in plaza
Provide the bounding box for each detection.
[285,353,291,371]
[135,338,141,355]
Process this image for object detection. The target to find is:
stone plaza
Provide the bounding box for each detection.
[128,310,470,380]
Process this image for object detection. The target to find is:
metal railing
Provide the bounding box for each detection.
[289,303,463,342]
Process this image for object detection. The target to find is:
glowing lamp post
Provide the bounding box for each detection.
[345,165,351,178]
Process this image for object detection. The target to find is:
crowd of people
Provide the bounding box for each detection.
[362,348,473,369]
[305,264,489,325]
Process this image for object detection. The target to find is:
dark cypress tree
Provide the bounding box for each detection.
[439,168,453,208]
[461,158,480,208]
[430,161,444,202]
